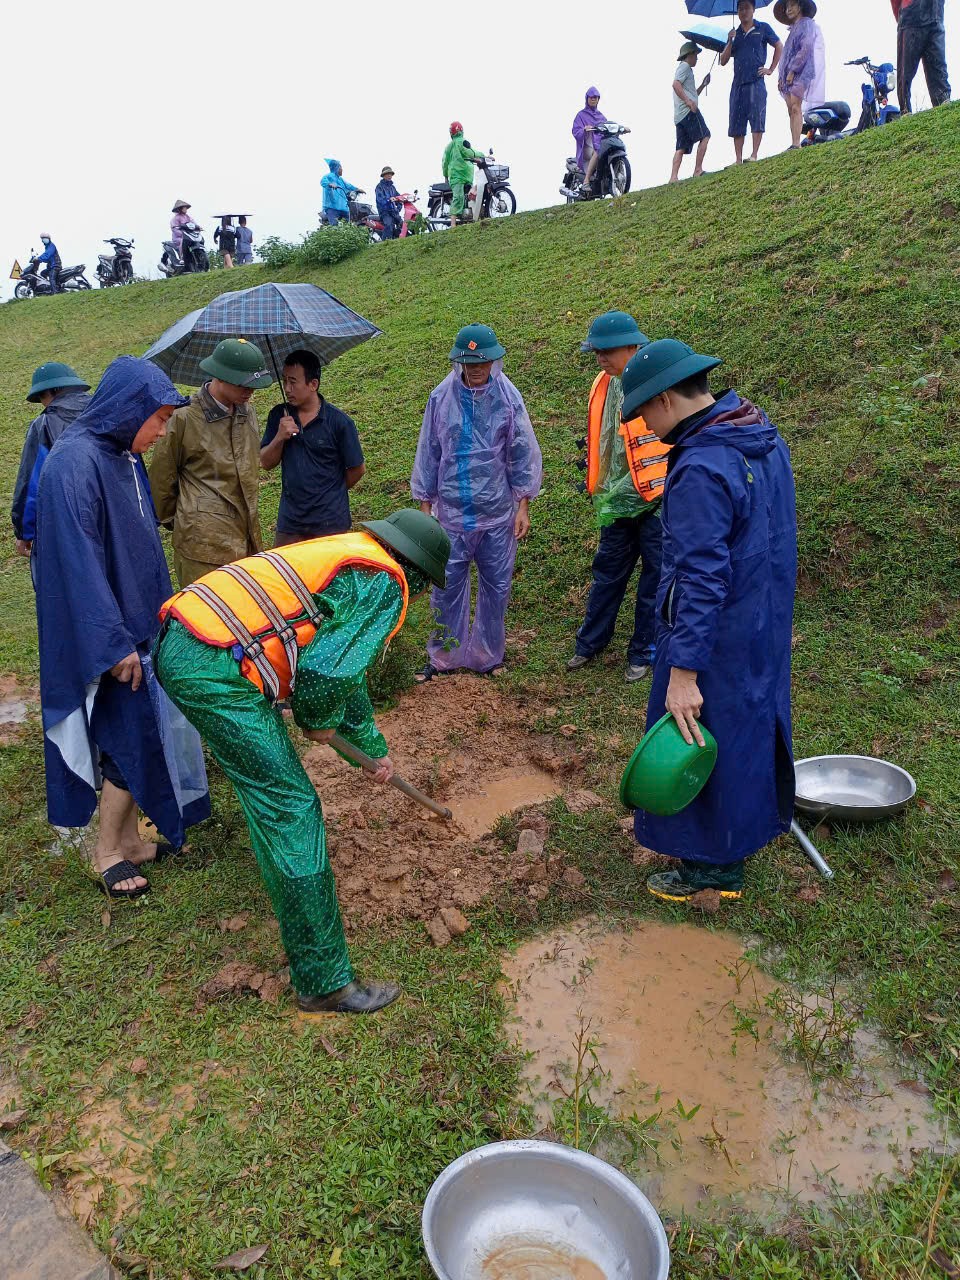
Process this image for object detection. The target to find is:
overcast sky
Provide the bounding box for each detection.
[3,0,957,302]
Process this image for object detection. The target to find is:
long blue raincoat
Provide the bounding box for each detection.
[634,390,797,865]
[321,159,358,214]
[35,357,211,845]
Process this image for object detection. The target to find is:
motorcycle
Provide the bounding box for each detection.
[802,54,900,145]
[158,221,209,276]
[14,252,91,299]
[342,190,385,243]
[96,237,135,287]
[560,122,632,202]
[427,151,516,225]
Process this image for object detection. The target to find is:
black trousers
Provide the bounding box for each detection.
[897,23,951,113]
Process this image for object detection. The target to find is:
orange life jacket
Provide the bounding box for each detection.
[159,531,409,701]
[586,371,669,503]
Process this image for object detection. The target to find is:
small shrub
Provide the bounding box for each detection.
[257,236,298,269]
[297,224,368,267]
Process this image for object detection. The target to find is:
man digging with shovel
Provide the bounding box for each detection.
[155,509,450,1014]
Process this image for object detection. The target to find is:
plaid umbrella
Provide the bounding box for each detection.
[142,282,381,387]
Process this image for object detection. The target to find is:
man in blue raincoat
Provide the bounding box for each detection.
[321,159,361,226]
[34,357,211,900]
[619,339,797,902]
[411,324,542,679]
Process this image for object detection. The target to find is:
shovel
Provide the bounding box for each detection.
[329,733,453,821]
[790,820,834,880]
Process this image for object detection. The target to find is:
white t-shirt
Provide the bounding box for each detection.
[674,61,697,123]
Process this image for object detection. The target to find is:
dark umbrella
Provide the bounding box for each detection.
[142,281,381,389]
[684,0,772,15]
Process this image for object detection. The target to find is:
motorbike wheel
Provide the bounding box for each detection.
[607,158,631,198]
[194,251,210,273]
[487,187,517,218]
[118,261,134,284]
[428,197,453,225]
[14,281,33,300]
[98,278,113,287]
[70,277,92,290]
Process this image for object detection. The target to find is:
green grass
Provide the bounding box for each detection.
[1,106,959,1278]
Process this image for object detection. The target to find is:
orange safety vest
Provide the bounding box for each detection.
[159,531,409,701]
[586,372,669,503]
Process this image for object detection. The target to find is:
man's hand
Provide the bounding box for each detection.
[759,66,773,77]
[110,652,143,692]
[701,73,712,89]
[366,756,395,785]
[665,667,705,747]
[728,26,736,41]
[304,728,336,744]
[786,70,795,86]
[277,413,299,441]
[585,125,595,132]
[514,499,531,540]
[15,539,32,557]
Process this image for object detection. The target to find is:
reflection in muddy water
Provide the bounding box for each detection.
[455,768,561,837]
[481,1237,607,1280]
[504,920,950,1221]
[0,698,28,725]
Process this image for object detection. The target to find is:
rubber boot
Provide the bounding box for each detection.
[646,858,746,903]
[297,979,401,1015]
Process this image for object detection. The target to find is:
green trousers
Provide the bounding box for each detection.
[154,620,353,998]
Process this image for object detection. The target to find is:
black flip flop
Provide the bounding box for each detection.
[95,860,150,901]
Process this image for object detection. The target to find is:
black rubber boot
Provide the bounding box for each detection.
[647,858,746,903]
[297,980,401,1015]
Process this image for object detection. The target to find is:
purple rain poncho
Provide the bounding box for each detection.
[572,87,607,170]
[778,17,826,109]
[411,363,542,672]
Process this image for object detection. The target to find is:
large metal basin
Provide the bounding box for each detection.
[794,754,916,822]
[422,1139,670,1280]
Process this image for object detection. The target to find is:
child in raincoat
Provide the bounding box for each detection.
[411,324,542,680]
[442,122,484,226]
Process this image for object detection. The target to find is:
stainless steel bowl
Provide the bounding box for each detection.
[794,754,916,822]
[422,1139,670,1280]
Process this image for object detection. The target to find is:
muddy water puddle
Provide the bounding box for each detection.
[505,920,949,1221]
[480,1238,607,1280]
[455,768,562,838]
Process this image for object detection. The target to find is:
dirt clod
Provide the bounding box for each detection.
[427,916,452,948]
[797,886,823,904]
[128,1058,150,1076]
[689,888,722,914]
[440,907,470,937]
[936,870,957,893]
[518,812,549,835]
[562,867,587,889]
[565,789,603,815]
[517,828,546,857]
[218,913,252,933]
[199,963,289,1005]
[0,1108,28,1131]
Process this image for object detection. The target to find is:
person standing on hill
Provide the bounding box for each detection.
[375,167,403,240]
[442,123,484,228]
[12,363,91,560]
[572,88,607,197]
[776,0,826,147]
[720,0,783,163]
[260,349,366,546]
[892,0,951,112]
[321,159,360,226]
[567,312,668,685]
[619,339,797,905]
[411,324,542,680]
[148,339,272,588]
[214,217,237,268]
[671,43,712,182]
[235,216,254,264]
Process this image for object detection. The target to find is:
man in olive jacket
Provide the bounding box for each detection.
[148,340,273,587]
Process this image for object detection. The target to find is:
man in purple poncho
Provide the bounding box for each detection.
[572,88,607,196]
[411,324,542,681]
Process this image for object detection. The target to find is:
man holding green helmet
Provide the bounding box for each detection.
[568,311,668,684]
[411,323,542,680]
[618,338,797,904]
[155,507,450,1014]
[149,338,274,588]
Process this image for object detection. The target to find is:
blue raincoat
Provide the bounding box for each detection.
[634,391,797,865]
[321,158,358,214]
[35,357,211,844]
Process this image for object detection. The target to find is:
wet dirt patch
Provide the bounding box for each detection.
[0,675,36,745]
[302,675,580,927]
[504,919,952,1223]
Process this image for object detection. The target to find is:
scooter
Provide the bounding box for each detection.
[427,151,516,225]
[847,56,901,131]
[158,222,209,276]
[96,237,135,287]
[800,100,853,145]
[397,191,425,237]
[560,122,632,202]
[14,253,91,299]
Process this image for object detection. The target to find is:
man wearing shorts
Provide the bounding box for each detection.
[720,0,783,163]
[671,42,713,182]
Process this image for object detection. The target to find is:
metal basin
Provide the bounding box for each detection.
[422,1140,669,1280]
[794,754,916,822]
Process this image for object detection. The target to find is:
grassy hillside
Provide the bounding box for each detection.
[1,105,958,1279]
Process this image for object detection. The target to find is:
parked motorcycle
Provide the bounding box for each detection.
[343,190,384,243]
[800,100,853,145]
[427,151,516,225]
[560,122,632,202]
[158,222,209,276]
[847,56,901,131]
[14,253,91,299]
[96,237,135,287]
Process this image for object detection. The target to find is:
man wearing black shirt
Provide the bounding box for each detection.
[260,349,366,546]
[892,0,951,112]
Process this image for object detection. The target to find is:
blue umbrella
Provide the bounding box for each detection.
[684,0,771,15]
[143,281,381,387]
[680,20,733,52]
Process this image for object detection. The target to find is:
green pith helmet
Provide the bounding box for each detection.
[362,509,451,588]
[26,362,90,404]
[449,323,506,364]
[198,338,274,389]
[621,339,722,422]
[580,311,650,354]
